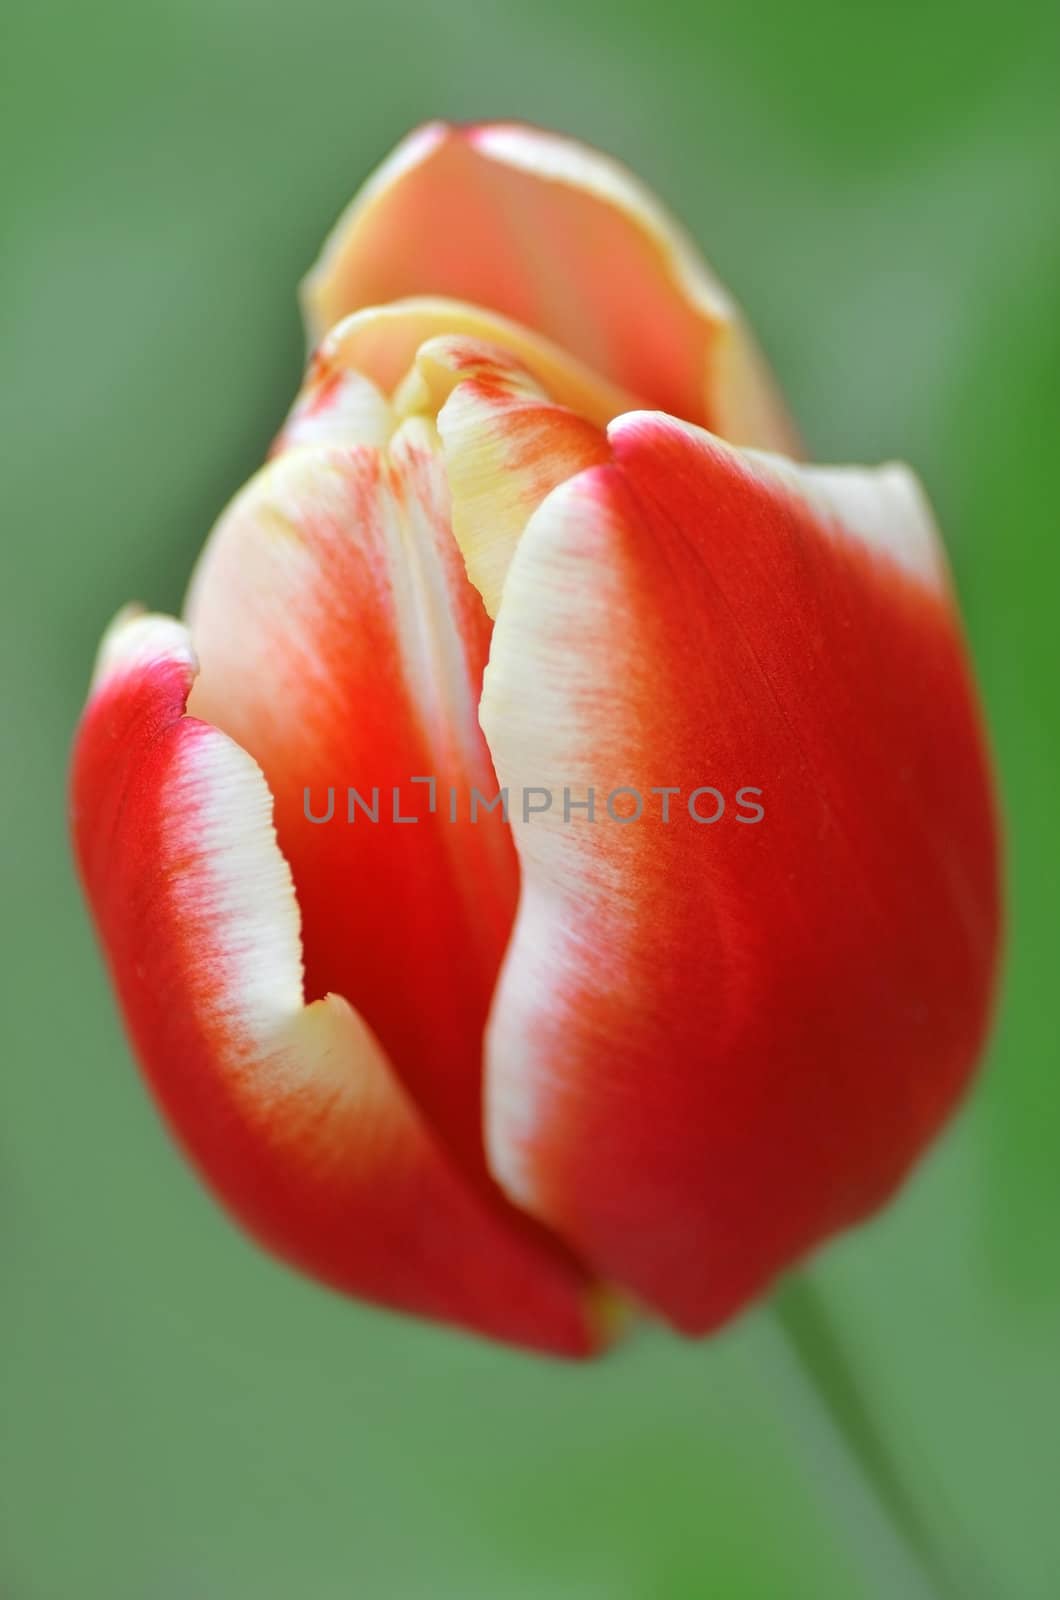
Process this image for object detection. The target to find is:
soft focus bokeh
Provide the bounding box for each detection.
[5,0,1059,1594]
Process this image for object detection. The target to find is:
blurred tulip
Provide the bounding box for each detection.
[70,123,1000,1355]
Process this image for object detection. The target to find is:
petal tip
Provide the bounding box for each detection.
[90,606,198,695]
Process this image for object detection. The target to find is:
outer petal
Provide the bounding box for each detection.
[301,123,798,452]
[70,610,604,1355]
[481,412,1001,1333]
[184,427,513,1183]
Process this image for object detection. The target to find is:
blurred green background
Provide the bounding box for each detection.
[4,0,1059,1594]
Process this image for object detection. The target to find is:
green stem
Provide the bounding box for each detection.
[762,1276,981,1600]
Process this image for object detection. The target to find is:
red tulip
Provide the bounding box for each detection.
[70,122,1001,1356]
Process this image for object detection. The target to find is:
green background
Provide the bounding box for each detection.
[4,0,1059,1594]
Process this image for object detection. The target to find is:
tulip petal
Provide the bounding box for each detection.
[419,336,610,618]
[302,123,798,451]
[481,412,1000,1333]
[71,610,604,1355]
[183,428,513,1183]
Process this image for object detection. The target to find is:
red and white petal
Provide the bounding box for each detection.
[480,412,1001,1334]
[183,428,513,1182]
[301,122,798,452]
[71,610,605,1355]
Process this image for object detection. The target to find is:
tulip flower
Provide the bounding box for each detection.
[70,122,1001,1357]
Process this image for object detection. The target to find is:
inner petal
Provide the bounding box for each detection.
[285,297,637,430]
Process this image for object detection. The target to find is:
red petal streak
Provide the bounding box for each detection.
[71,613,603,1355]
[482,413,1001,1333]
